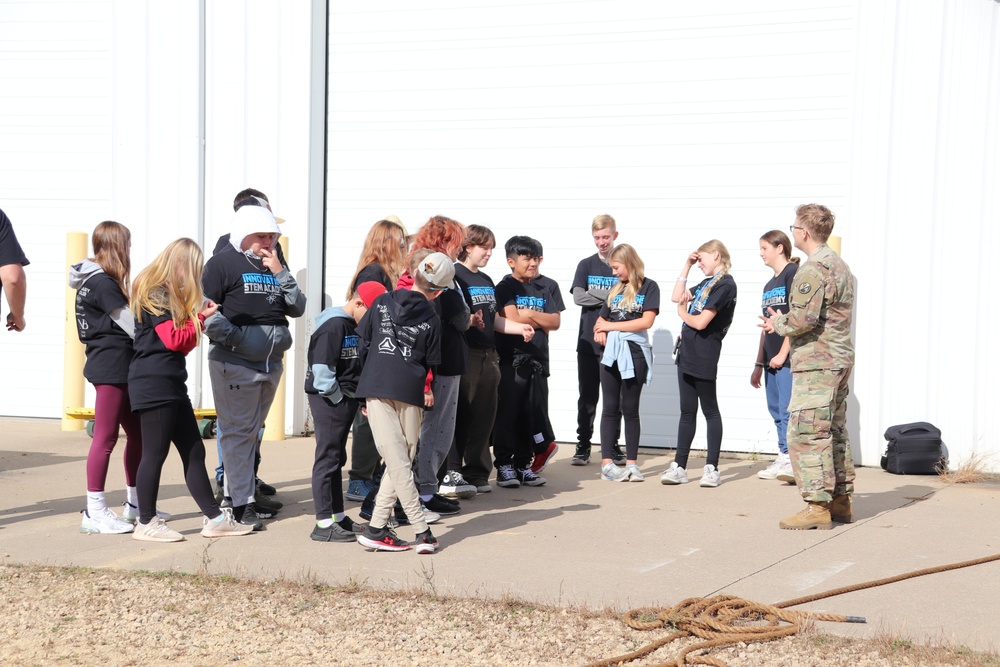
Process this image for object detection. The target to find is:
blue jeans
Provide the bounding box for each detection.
[765,365,792,454]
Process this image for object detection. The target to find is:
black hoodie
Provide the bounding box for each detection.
[355,288,441,408]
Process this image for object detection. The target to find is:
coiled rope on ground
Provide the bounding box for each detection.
[583,552,1000,667]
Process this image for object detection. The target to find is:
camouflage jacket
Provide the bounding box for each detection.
[772,244,855,371]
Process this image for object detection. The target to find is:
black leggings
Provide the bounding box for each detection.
[675,369,722,469]
[599,347,648,461]
[136,400,220,524]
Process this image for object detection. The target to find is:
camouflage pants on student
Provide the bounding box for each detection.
[788,368,855,503]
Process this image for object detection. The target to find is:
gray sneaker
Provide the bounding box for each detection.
[624,463,645,482]
[201,507,254,538]
[133,516,184,543]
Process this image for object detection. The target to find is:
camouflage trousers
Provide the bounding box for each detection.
[788,367,855,503]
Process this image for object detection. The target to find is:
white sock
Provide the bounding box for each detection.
[419,494,433,503]
[316,518,334,528]
[86,491,106,515]
[126,486,138,506]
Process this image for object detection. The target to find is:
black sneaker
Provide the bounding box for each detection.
[496,464,521,488]
[358,525,410,552]
[423,494,460,515]
[336,516,365,534]
[214,478,225,503]
[413,529,438,554]
[256,477,277,496]
[434,493,460,507]
[310,522,357,543]
[246,502,276,520]
[254,492,283,512]
[517,468,546,487]
[611,444,627,466]
[571,445,591,466]
[361,499,409,526]
[237,505,264,531]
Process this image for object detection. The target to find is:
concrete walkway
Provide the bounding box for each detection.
[1,418,997,652]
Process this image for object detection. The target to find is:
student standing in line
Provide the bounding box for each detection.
[305,281,386,543]
[70,221,142,534]
[129,239,252,542]
[203,205,306,530]
[661,240,737,489]
[210,188,285,508]
[592,244,658,483]
[493,236,564,489]
[446,225,535,497]
[569,214,623,466]
[752,230,799,483]
[355,250,448,554]
[344,218,410,503]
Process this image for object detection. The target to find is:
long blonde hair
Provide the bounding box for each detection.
[692,239,732,305]
[92,221,132,297]
[346,219,408,299]
[131,238,205,333]
[606,244,644,312]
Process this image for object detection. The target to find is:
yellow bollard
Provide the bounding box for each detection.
[63,232,88,431]
[263,235,289,442]
[828,235,842,255]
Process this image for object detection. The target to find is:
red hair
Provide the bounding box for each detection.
[408,215,465,262]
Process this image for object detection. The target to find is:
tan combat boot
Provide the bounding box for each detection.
[831,494,853,523]
[779,502,833,530]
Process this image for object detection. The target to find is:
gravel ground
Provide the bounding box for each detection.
[1,564,994,667]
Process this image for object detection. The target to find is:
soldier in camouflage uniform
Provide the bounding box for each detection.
[760,204,855,530]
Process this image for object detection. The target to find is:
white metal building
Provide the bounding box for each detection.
[0,0,997,469]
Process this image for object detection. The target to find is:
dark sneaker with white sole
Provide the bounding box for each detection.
[414,529,438,554]
[358,525,410,552]
[571,444,591,466]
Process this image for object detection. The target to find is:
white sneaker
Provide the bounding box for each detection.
[439,471,477,499]
[80,507,134,535]
[132,516,184,542]
[121,502,171,524]
[601,462,629,481]
[758,453,792,480]
[700,464,721,488]
[660,462,689,485]
[624,463,645,482]
[201,507,254,538]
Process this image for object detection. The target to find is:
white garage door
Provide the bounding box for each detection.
[324,1,856,453]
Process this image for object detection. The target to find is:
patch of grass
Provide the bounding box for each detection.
[939,451,998,484]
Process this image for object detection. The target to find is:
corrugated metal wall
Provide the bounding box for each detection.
[0,0,996,469]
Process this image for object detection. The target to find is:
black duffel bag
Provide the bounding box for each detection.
[881,422,946,474]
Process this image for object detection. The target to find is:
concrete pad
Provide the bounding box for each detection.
[0,418,997,652]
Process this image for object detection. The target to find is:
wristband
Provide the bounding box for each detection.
[754,362,764,368]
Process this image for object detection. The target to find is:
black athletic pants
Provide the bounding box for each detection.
[675,368,722,469]
[309,394,359,520]
[599,344,648,461]
[136,400,220,525]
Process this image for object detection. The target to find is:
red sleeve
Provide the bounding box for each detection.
[154,315,204,356]
[423,368,434,394]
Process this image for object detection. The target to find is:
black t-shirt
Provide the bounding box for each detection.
[0,210,29,271]
[495,274,565,370]
[434,288,469,376]
[676,274,737,381]
[128,307,192,411]
[454,264,497,350]
[355,290,442,408]
[305,313,362,395]
[599,279,661,322]
[761,263,796,366]
[202,245,291,327]
[75,273,133,384]
[351,263,394,293]
[572,254,617,355]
